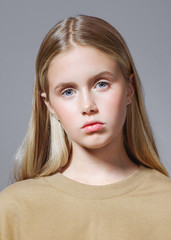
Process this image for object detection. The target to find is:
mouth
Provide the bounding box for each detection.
[81,121,104,133]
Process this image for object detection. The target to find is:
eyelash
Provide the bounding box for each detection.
[61,80,110,97]
[96,81,109,89]
[62,89,75,97]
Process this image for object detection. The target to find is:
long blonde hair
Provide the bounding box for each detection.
[14,15,169,181]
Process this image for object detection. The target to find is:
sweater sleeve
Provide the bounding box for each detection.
[0,193,20,240]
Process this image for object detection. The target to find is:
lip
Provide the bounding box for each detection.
[81,121,104,133]
[82,120,103,128]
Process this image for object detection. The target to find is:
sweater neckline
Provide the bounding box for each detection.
[45,165,152,199]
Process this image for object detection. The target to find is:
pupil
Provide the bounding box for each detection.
[100,82,105,87]
[67,90,72,95]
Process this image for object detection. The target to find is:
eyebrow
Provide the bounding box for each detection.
[54,71,116,90]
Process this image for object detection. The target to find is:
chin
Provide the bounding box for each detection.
[72,132,122,150]
[80,138,114,150]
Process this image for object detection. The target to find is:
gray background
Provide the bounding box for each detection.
[0,0,171,191]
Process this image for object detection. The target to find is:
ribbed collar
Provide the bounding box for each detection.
[44,165,152,199]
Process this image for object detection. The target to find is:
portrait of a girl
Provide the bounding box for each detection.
[0,15,171,239]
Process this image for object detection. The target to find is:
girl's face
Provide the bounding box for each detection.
[42,45,134,149]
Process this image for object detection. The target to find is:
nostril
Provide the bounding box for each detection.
[81,103,98,115]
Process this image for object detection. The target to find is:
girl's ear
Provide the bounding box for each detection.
[126,74,135,105]
[41,92,59,120]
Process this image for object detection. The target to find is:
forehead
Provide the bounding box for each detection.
[47,45,121,84]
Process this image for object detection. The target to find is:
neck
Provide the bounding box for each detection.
[60,135,138,185]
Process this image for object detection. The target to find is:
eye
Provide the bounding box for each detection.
[62,88,75,97]
[95,81,109,89]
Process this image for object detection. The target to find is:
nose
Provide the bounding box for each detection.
[81,91,98,116]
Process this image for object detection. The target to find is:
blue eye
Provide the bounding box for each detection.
[96,81,109,89]
[62,89,74,96]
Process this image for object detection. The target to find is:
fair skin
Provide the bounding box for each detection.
[41,45,138,185]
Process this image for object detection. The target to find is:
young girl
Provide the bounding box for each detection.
[0,15,171,239]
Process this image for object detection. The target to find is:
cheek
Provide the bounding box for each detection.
[53,103,73,119]
[50,99,77,130]
[102,90,127,124]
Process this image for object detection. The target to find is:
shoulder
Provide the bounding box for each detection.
[148,167,171,188]
[0,177,50,207]
[0,178,50,238]
[138,166,171,198]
